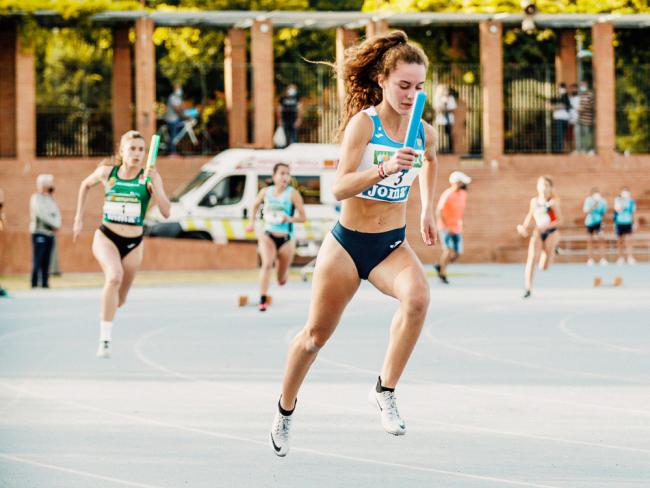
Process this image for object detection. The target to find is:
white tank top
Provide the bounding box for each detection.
[533,197,557,228]
[355,107,426,203]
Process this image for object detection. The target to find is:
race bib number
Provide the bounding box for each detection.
[264,210,285,225]
[264,203,286,225]
[373,149,423,169]
[104,199,141,224]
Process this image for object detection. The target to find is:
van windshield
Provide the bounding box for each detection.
[171,170,215,202]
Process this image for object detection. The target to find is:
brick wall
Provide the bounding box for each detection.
[407,154,650,264]
[0,24,17,158]
[2,153,650,272]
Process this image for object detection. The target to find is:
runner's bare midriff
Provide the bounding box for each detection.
[103,221,145,238]
[339,197,407,233]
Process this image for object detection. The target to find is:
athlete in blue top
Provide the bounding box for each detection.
[269,31,438,456]
[248,163,306,311]
[614,186,637,264]
[583,187,607,266]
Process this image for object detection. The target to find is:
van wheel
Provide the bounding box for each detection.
[182,231,212,241]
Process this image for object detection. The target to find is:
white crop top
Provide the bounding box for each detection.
[355,106,426,203]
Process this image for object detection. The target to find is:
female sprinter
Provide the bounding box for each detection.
[247,163,306,311]
[517,176,563,299]
[269,31,438,456]
[73,130,171,358]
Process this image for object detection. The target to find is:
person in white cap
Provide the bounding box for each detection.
[434,171,471,283]
[30,174,61,288]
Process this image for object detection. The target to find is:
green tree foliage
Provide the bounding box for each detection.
[0,0,141,18]
[34,26,112,111]
[615,30,650,153]
[176,0,309,9]
[362,0,650,13]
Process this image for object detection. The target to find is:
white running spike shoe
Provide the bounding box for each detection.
[96,340,111,359]
[269,408,293,457]
[369,385,406,436]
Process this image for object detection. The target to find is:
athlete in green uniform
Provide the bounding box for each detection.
[73,130,171,358]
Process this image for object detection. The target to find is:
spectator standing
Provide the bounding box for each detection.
[277,84,303,147]
[552,83,571,153]
[434,84,457,153]
[48,184,62,276]
[577,82,595,153]
[0,188,5,232]
[0,188,7,297]
[30,174,61,288]
[583,187,608,266]
[614,187,637,265]
[164,84,184,155]
[568,83,580,151]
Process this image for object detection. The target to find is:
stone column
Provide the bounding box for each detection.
[592,22,616,157]
[479,20,503,163]
[112,25,133,150]
[15,30,36,162]
[134,17,155,144]
[336,27,359,111]
[251,20,274,148]
[0,23,17,157]
[366,20,389,38]
[555,29,577,86]
[225,28,248,148]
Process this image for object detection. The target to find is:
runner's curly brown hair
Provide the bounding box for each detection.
[336,30,428,141]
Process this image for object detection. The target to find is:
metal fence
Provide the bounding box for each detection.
[273,62,484,154]
[504,63,599,154]
[429,64,482,156]
[39,53,645,158]
[156,63,228,156]
[616,65,650,154]
[35,28,114,157]
[504,65,556,153]
[274,63,339,145]
[37,109,113,157]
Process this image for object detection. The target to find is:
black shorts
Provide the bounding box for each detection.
[331,221,405,280]
[615,223,633,236]
[540,227,558,242]
[265,232,292,251]
[586,223,602,234]
[99,224,143,259]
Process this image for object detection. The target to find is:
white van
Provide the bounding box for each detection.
[147,144,340,257]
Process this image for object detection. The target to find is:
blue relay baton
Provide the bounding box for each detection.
[403,91,426,167]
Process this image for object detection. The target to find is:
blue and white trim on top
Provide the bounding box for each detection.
[355,106,425,203]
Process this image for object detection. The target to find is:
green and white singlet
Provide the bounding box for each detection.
[103,166,151,226]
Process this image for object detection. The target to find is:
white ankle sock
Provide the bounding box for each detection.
[100,321,113,342]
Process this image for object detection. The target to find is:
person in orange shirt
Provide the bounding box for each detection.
[434,171,471,283]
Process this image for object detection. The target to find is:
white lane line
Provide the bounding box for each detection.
[558,313,650,354]
[0,324,58,415]
[424,327,647,385]
[316,358,650,455]
[135,320,650,458]
[132,324,279,401]
[0,381,564,488]
[320,307,650,417]
[0,453,167,488]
